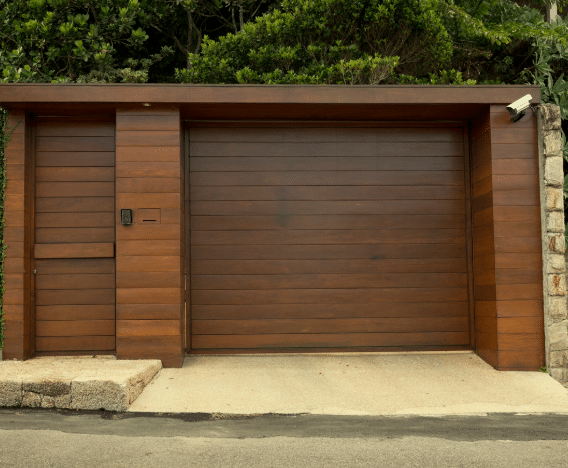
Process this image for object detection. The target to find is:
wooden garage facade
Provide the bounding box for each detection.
[0,84,544,369]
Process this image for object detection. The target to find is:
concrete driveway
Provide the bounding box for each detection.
[128,351,568,415]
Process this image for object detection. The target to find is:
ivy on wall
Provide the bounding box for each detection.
[0,108,7,351]
[0,107,20,351]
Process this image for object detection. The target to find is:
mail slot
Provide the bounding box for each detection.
[138,208,161,224]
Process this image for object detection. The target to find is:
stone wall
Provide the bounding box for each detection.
[538,104,568,387]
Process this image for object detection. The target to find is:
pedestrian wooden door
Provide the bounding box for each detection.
[188,125,471,352]
[33,117,116,353]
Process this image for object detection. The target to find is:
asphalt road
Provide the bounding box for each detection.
[1,409,567,467]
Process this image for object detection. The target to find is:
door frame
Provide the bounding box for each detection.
[183,119,475,354]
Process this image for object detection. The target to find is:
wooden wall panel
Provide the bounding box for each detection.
[33,118,116,354]
[2,110,31,360]
[470,106,544,371]
[470,109,497,367]
[115,108,184,367]
[189,126,470,352]
[489,105,544,370]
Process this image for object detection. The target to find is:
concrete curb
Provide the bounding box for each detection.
[0,357,162,411]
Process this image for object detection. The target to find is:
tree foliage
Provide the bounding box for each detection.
[176,0,466,84]
[0,0,276,83]
[175,0,568,86]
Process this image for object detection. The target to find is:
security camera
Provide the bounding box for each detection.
[506,94,533,122]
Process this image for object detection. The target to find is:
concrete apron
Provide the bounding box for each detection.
[129,351,568,416]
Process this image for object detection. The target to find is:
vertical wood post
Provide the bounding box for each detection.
[471,106,545,370]
[115,107,184,367]
[2,110,31,360]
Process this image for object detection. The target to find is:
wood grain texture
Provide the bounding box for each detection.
[191,302,469,320]
[193,317,469,335]
[191,200,465,216]
[34,243,114,258]
[188,125,470,351]
[36,320,115,337]
[36,336,115,352]
[191,332,470,349]
[115,109,184,366]
[191,214,465,231]
[189,141,463,157]
[191,185,465,201]
[33,117,117,354]
[36,136,115,152]
[470,111,498,365]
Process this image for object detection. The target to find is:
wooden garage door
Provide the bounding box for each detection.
[189,125,470,352]
[34,118,116,353]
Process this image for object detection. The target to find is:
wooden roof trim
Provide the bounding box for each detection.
[0,84,541,105]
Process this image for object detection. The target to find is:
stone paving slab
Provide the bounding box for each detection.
[0,356,161,411]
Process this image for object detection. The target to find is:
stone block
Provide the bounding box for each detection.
[54,394,72,408]
[22,391,41,408]
[541,105,562,130]
[40,395,56,409]
[546,187,564,211]
[549,367,568,383]
[71,378,129,412]
[548,296,567,319]
[548,274,567,296]
[545,156,564,186]
[548,320,568,351]
[549,350,568,368]
[0,380,22,407]
[549,254,566,273]
[548,234,566,254]
[543,131,562,156]
[23,380,71,397]
[547,211,565,233]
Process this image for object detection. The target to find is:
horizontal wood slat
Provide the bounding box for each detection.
[34,243,115,258]
[190,229,465,245]
[191,214,465,231]
[191,258,468,275]
[190,185,466,201]
[36,305,115,321]
[192,244,467,260]
[34,258,115,274]
[35,288,115,305]
[35,121,115,137]
[36,167,114,182]
[190,171,464,187]
[36,182,114,197]
[35,227,115,244]
[191,156,464,172]
[36,152,115,167]
[36,197,115,212]
[191,200,465,216]
[192,332,470,349]
[35,336,115,352]
[192,288,468,305]
[190,127,463,143]
[36,136,115,152]
[36,273,115,290]
[189,141,463,157]
[192,273,467,290]
[36,320,115,337]
[193,317,469,335]
[191,302,470,320]
[35,212,114,228]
